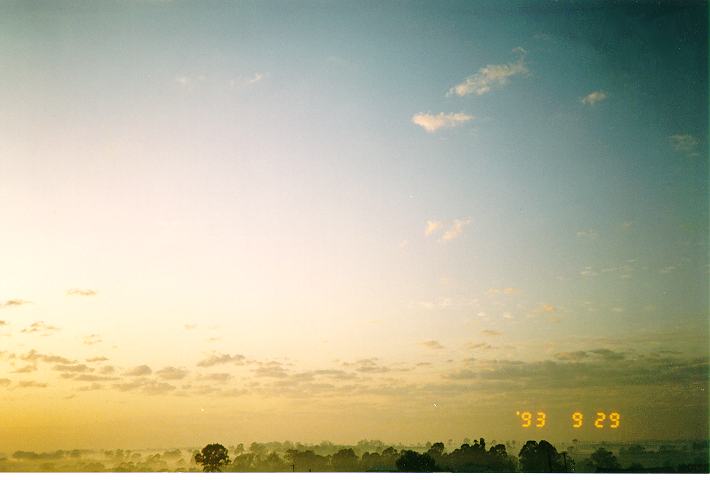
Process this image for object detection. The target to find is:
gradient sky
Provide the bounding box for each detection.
[0,0,707,451]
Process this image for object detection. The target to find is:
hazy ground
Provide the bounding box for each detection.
[0,438,707,472]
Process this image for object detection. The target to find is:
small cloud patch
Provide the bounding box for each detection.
[448,47,527,97]
[412,112,474,133]
[581,90,608,106]
[669,133,699,156]
[124,365,152,376]
[197,353,246,367]
[66,288,97,297]
[1,299,31,308]
[21,322,58,335]
[421,340,444,350]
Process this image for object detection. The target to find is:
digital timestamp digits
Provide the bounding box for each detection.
[515,411,620,429]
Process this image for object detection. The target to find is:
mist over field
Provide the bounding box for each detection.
[2,438,709,473]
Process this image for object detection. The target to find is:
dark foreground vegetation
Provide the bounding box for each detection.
[190,438,708,473]
[2,439,707,473]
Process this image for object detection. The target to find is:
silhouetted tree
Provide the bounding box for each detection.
[428,442,445,457]
[396,450,438,472]
[284,449,329,472]
[440,438,514,472]
[518,440,565,472]
[195,444,230,472]
[590,447,621,472]
[331,448,358,471]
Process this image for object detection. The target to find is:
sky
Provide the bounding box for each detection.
[0,0,707,451]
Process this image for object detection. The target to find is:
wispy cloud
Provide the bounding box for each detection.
[1,298,31,308]
[86,356,108,363]
[581,90,608,106]
[669,133,700,156]
[13,364,37,373]
[54,364,92,373]
[83,334,101,346]
[196,352,246,368]
[113,379,176,395]
[486,287,519,295]
[529,303,561,323]
[66,288,97,297]
[576,229,599,240]
[481,329,502,336]
[420,340,444,350]
[74,374,117,382]
[156,366,189,380]
[21,350,73,364]
[254,363,289,378]
[424,220,443,236]
[17,380,47,389]
[448,47,527,97]
[197,372,232,383]
[411,112,474,133]
[441,218,471,242]
[231,72,267,88]
[124,365,152,376]
[554,348,625,362]
[21,322,58,335]
[342,358,389,374]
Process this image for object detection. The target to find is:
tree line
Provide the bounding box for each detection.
[193,438,708,473]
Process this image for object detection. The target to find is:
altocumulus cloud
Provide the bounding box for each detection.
[411,112,474,133]
[448,47,527,97]
[20,350,73,364]
[124,365,152,376]
[156,366,189,380]
[197,352,246,367]
[21,322,58,335]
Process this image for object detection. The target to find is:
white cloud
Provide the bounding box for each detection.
[424,220,443,236]
[441,218,471,242]
[412,112,474,133]
[581,90,608,106]
[448,47,527,97]
[669,134,699,156]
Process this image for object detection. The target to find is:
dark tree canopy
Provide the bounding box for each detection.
[590,447,621,471]
[195,443,230,472]
[518,440,566,472]
[395,450,438,472]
